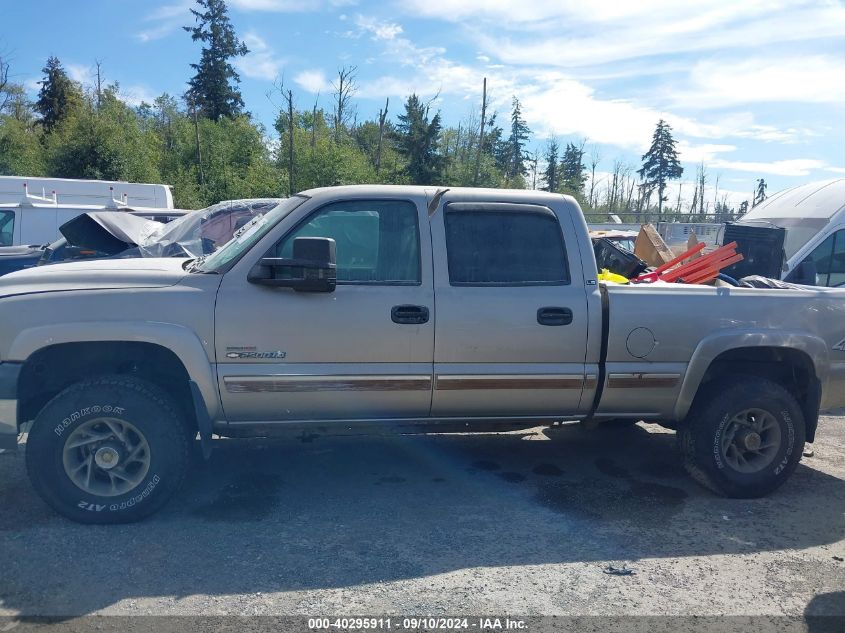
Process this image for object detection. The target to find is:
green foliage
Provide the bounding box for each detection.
[35,56,83,133]
[637,119,683,215]
[541,139,559,192]
[184,0,249,121]
[0,115,46,176]
[503,97,530,182]
[393,94,444,185]
[559,142,586,196]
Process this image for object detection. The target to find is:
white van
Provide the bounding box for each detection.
[0,176,173,209]
[0,177,179,247]
[737,179,845,286]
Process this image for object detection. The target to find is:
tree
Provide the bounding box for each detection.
[753,178,767,207]
[559,141,586,197]
[504,96,530,182]
[184,0,249,121]
[331,66,357,142]
[35,56,82,133]
[738,200,749,216]
[394,94,443,185]
[541,139,559,192]
[637,119,683,218]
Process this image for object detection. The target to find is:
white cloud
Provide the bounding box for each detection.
[229,0,322,10]
[671,55,845,109]
[120,85,159,107]
[294,69,331,93]
[708,158,829,177]
[137,1,192,42]
[353,15,403,40]
[234,32,285,81]
[65,63,95,86]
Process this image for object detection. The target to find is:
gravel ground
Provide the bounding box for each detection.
[1,417,844,619]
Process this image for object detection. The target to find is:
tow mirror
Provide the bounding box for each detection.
[248,237,337,292]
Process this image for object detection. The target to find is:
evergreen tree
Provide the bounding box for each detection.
[541,139,559,192]
[738,200,749,216]
[637,119,683,217]
[559,142,586,196]
[35,56,82,133]
[394,94,443,185]
[184,0,249,121]
[504,97,530,181]
[752,178,767,207]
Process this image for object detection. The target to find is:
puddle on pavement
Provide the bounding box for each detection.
[190,470,283,523]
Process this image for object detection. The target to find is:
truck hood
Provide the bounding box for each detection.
[0,257,192,298]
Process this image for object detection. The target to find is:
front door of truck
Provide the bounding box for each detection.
[215,196,434,423]
[429,198,590,418]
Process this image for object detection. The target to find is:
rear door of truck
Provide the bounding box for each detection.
[428,194,592,418]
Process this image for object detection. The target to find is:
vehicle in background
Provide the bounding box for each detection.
[0,210,187,276]
[589,229,638,253]
[0,176,173,208]
[737,179,845,287]
[32,198,282,269]
[0,186,182,248]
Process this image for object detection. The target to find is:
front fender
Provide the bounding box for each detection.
[8,321,221,420]
[673,329,829,421]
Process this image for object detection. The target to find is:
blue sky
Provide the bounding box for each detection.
[3,0,845,207]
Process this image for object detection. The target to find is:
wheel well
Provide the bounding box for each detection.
[18,342,197,433]
[699,346,821,440]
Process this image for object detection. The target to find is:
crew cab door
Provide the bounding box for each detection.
[214,196,434,423]
[429,197,590,417]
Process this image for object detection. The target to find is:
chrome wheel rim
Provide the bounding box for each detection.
[720,408,781,474]
[62,418,151,497]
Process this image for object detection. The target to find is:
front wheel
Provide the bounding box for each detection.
[678,375,805,498]
[26,375,190,523]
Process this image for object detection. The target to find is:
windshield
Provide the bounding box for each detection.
[195,195,309,272]
[738,216,830,259]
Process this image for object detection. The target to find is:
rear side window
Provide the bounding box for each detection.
[273,199,421,284]
[444,205,569,285]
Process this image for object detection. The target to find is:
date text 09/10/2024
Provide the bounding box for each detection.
[308,618,527,630]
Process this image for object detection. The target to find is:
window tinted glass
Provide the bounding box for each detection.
[274,200,420,283]
[0,210,15,246]
[445,209,568,285]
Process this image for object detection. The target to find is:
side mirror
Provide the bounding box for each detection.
[248,237,337,292]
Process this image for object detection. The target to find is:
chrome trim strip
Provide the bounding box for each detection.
[434,374,585,391]
[224,414,584,427]
[606,373,681,389]
[224,375,432,393]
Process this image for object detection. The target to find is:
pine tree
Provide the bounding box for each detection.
[394,94,443,185]
[35,56,82,133]
[541,139,559,192]
[559,142,586,196]
[505,97,530,181]
[184,0,249,121]
[637,119,683,217]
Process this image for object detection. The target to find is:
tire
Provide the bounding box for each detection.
[678,374,805,498]
[25,375,190,523]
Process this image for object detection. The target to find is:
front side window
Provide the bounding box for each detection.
[444,207,569,285]
[272,199,420,284]
[805,230,845,287]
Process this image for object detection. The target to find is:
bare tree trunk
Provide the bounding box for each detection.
[284,89,295,196]
[588,146,600,209]
[95,60,103,110]
[375,97,388,175]
[311,99,318,154]
[191,102,205,186]
[332,66,357,143]
[473,77,487,186]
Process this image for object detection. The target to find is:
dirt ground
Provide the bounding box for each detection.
[1,416,844,620]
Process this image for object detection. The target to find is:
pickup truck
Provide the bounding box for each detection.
[1,185,844,523]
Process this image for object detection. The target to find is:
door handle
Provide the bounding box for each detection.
[537,306,573,326]
[391,305,430,325]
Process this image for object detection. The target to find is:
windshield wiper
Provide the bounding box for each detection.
[185,255,208,272]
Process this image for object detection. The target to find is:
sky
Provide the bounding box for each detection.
[2,0,845,208]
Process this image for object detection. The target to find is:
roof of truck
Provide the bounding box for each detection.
[297,184,575,203]
[741,179,845,220]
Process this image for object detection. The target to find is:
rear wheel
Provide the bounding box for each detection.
[678,375,804,498]
[26,375,190,523]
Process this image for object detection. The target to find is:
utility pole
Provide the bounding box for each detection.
[283,88,295,196]
[473,77,487,186]
[95,60,103,109]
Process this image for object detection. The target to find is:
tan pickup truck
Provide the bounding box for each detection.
[1,185,844,523]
